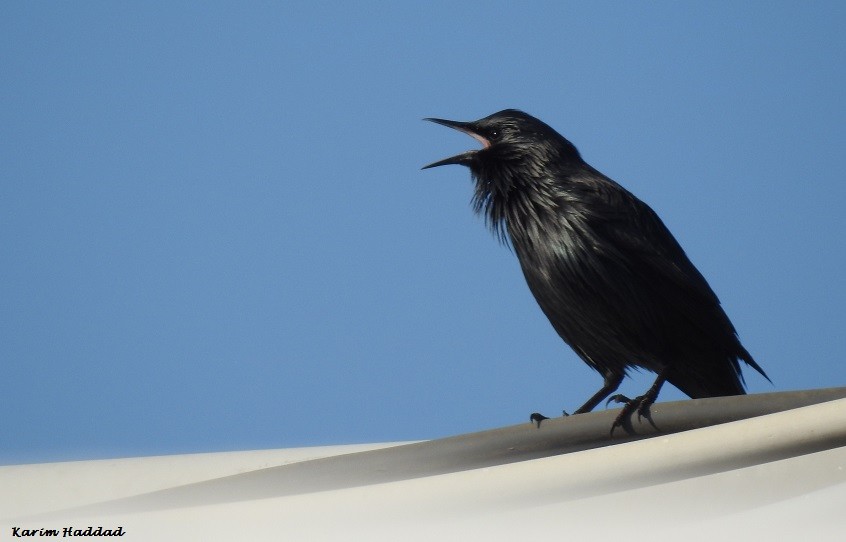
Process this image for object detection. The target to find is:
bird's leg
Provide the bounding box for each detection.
[608,367,670,433]
[573,372,625,414]
[531,372,623,428]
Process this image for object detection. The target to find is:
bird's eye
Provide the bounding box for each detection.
[488,129,501,141]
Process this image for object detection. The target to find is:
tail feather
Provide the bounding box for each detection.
[667,349,768,399]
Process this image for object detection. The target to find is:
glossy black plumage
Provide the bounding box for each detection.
[423,109,768,422]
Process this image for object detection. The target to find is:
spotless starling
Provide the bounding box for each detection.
[423,110,769,430]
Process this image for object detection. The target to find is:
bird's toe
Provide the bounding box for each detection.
[606,394,632,407]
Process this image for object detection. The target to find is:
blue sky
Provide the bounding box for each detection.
[2,2,844,465]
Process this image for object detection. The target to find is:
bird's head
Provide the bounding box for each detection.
[422,109,583,243]
[422,109,580,173]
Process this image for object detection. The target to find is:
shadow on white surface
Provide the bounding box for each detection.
[2,389,844,540]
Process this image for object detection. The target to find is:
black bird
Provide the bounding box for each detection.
[423,109,769,430]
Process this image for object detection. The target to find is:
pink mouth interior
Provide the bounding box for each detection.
[460,129,490,149]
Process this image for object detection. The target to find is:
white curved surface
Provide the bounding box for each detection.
[2,399,844,541]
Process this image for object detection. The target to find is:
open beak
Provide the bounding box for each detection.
[422,117,490,169]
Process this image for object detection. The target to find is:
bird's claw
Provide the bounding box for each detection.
[530,410,571,428]
[605,394,631,407]
[609,394,656,434]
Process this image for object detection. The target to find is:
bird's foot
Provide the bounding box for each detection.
[529,410,570,428]
[606,394,632,407]
[607,394,657,434]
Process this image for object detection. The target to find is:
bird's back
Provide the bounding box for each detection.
[505,164,765,398]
